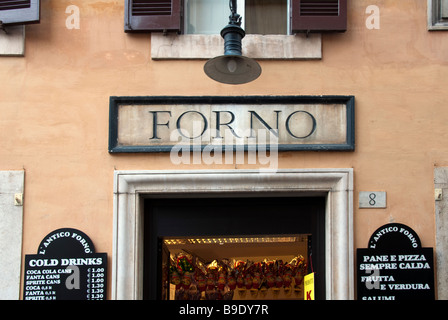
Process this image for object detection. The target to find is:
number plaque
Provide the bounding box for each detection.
[359,191,387,208]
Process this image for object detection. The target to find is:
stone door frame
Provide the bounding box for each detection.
[111,169,354,300]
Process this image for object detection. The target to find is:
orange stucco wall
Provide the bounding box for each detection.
[2,0,447,298]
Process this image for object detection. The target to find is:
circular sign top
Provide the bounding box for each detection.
[368,223,422,251]
[37,228,95,256]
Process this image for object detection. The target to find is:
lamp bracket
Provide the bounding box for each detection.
[229,0,242,26]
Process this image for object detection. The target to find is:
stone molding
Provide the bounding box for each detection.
[0,170,24,299]
[0,26,25,57]
[112,169,354,300]
[151,33,322,60]
[434,167,448,299]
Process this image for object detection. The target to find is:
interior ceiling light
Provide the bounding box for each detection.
[163,235,307,246]
[204,0,261,85]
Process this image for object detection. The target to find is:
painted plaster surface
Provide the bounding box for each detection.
[0,0,447,298]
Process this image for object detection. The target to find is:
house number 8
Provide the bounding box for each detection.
[369,193,377,206]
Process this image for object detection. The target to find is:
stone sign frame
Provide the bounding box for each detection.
[108,95,355,153]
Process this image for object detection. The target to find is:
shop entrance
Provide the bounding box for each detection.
[143,196,325,300]
[112,169,354,300]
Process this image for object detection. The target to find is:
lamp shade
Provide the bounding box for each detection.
[204,55,261,85]
[204,2,261,85]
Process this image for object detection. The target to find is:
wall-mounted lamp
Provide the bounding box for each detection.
[204,0,261,85]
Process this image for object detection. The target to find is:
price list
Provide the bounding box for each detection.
[87,267,106,300]
[24,253,107,300]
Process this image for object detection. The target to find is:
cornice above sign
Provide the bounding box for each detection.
[108,96,355,153]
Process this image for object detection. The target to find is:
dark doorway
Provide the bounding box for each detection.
[143,196,326,300]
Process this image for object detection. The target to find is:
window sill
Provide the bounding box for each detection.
[428,23,448,30]
[428,0,448,30]
[0,25,25,56]
[151,33,322,60]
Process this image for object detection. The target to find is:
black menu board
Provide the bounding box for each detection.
[357,223,434,300]
[23,228,107,300]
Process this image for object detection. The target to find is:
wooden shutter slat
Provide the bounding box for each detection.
[0,0,39,25]
[300,3,339,16]
[291,0,347,33]
[125,0,182,33]
[0,0,31,11]
[132,0,172,16]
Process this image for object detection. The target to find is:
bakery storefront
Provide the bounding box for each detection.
[111,0,356,301]
[111,96,354,300]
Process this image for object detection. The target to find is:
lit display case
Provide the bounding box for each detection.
[160,234,310,300]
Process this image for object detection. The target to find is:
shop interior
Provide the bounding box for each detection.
[143,196,325,300]
[162,234,310,300]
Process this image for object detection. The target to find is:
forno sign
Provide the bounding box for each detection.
[109,96,355,153]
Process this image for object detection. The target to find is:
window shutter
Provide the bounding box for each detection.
[291,0,347,33]
[0,0,40,25]
[125,0,182,33]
